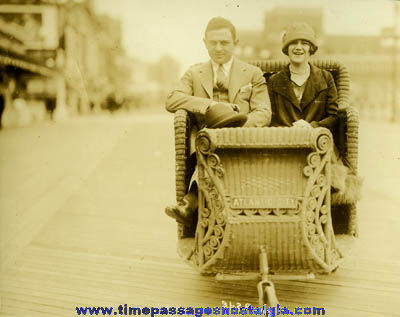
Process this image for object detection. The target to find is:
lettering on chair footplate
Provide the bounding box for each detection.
[230,196,298,209]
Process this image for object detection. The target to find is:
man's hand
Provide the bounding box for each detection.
[230,103,240,112]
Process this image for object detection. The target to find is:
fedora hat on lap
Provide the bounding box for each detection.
[205,103,247,128]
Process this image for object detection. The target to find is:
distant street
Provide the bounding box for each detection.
[0,112,399,317]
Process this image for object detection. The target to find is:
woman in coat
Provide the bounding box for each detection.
[268,22,362,199]
[268,22,338,131]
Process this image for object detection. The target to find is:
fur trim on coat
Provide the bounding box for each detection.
[332,173,364,204]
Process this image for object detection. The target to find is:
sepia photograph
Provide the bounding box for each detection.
[0,0,399,316]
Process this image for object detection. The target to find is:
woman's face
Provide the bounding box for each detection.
[288,40,311,65]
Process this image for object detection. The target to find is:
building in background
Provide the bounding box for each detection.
[235,6,323,60]
[0,0,134,127]
[236,5,387,60]
[0,2,55,127]
[235,4,399,121]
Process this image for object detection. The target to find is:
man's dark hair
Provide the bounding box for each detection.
[205,17,237,41]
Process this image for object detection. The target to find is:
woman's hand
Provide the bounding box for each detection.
[292,119,312,128]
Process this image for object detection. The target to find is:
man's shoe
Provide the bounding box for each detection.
[165,200,195,226]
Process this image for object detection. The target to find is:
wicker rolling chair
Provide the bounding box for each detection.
[174,60,359,238]
[174,61,358,273]
[170,59,359,306]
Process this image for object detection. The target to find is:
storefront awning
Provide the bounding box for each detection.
[0,53,55,77]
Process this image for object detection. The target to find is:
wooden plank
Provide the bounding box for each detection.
[2,245,400,315]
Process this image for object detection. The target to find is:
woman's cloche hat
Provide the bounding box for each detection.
[282,22,318,55]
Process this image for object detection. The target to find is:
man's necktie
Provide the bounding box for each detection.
[216,64,228,89]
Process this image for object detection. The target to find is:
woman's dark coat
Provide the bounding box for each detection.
[267,64,338,131]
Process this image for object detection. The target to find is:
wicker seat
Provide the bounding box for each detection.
[171,59,359,278]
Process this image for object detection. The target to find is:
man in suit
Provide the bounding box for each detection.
[165,17,271,227]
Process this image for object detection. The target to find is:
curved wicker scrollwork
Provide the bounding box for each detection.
[193,132,228,269]
[301,129,341,270]
[194,168,227,267]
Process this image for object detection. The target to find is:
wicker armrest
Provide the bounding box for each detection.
[174,109,191,203]
[342,106,359,174]
[334,107,359,173]
[199,126,332,150]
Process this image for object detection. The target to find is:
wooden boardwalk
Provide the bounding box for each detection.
[1,115,399,316]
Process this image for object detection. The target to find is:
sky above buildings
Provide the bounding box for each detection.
[93,0,396,70]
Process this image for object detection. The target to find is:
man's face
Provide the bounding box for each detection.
[288,40,311,65]
[203,28,238,65]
